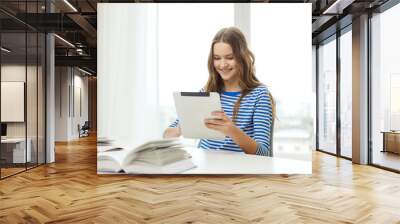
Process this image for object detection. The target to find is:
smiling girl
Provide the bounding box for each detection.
[164,27,274,156]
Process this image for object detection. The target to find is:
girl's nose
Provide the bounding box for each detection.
[221,61,228,68]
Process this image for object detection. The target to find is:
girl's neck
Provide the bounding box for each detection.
[223,79,241,92]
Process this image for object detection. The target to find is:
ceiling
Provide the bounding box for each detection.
[0,0,392,75]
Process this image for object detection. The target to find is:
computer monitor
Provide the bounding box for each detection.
[1,123,7,137]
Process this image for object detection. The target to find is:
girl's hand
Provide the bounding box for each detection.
[163,126,181,138]
[204,110,237,136]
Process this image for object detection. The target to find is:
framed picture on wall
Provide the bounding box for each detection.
[1,81,25,122]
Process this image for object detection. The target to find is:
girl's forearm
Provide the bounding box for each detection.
[228,126,258,154]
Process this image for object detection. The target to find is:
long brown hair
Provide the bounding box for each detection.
[205,27,275,122]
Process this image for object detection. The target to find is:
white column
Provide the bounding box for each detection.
[46,33,55,163]
[352,14,369,164]
[54,67,74,141]
[234,3,251,42]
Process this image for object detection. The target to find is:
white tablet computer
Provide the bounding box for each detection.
[173,92,225,140]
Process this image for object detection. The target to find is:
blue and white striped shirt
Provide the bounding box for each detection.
[170,85,273,156]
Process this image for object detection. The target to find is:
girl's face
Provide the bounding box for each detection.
[213,42,238,82]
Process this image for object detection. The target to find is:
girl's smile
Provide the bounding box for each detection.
[213,42,238,82]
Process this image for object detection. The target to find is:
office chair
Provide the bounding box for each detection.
[79,121,90,138]
[266,118,274,157]
[266,92,275,157]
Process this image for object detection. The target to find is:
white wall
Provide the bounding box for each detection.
[1,65,38,138]
[55,67,68,141]
[1,64,46,163]
[55,67,89,141]
[72,73,89,138]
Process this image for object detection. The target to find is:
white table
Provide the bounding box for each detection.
[1,138,31,163]
[98,146,311,174]
[182,147,311,174]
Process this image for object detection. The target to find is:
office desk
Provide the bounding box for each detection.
[1,138,31,163]
[381,131,400,154]
[98,146,312,174]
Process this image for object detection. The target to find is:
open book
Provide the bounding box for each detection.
[97,138,196,174]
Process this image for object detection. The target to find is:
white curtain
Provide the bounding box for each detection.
[98,4,160,148]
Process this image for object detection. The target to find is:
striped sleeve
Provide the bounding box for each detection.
[253,87,273,156]
[169,119,179,128]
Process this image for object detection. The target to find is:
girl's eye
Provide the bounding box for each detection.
[213,57,220,60]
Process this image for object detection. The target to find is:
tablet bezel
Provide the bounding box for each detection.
[173,92,226,140]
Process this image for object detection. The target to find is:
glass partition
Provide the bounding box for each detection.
[339,28,352,158]
[371,3,400,171]
[27,30,38,169]
[26,0,45,169]
[38,32,45,165]
[0,1,46,179]
[317,36,337,155]
[1,31,28,177]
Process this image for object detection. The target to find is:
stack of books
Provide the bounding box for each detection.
[97,138,196,174]
[97,137,114,146]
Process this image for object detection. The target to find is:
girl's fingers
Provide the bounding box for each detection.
[205,123,220,131]
[205,119,225,125]
[211,110,225,116]
[211,111,229,121]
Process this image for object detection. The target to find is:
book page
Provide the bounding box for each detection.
[98,147,136,172]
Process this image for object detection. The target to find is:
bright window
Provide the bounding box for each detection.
[158,4,234,131]
[371,3,400,171]
[340,29,352,158]
[318,37,337,154]
[251,4,313,159]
